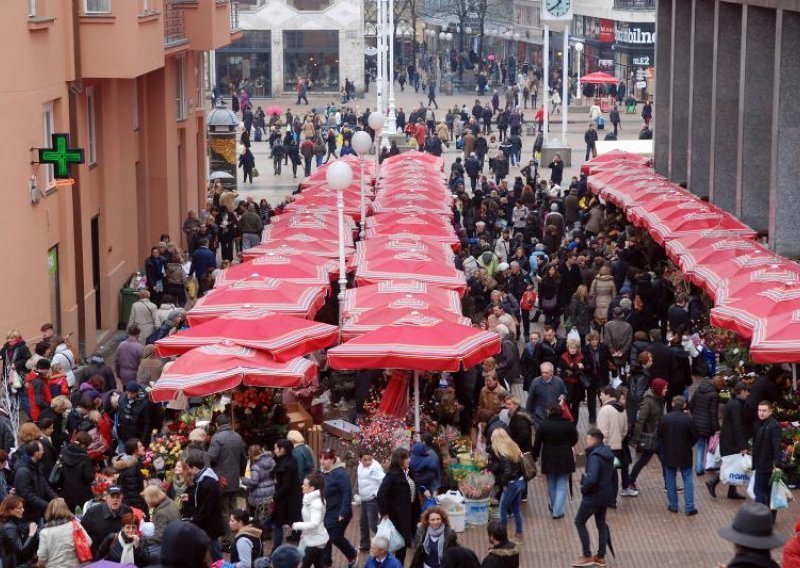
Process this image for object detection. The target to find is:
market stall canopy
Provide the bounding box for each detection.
[580,150,652,176]
[155,307,338,360]
[327,314,500,372]
[187,279,327,324]
[355,235,455,262]
[579,71,619,84]
[261,217,355,247]
[354,250,466,292]
[341,305,472,342]
[213,252,333,288]
[242,239,355,262]
[341,280,463,319]
[150,342,316,402]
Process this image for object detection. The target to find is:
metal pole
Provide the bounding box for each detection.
[576,47,582,101]
[336,188,348,336]
[376,0,384,115]
[542,24,549,147]
[384,0,396,136]
[359,157,366,239]
[414,370,420,439]
[561,30,569,143]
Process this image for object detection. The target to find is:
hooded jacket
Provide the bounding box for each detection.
[231,524,263,567]
[241,451,276,508]
[597,399,628,451]
[410,442,441,493]
[580,443,616,507]
[59,442,95,512]
[689,378,720,438]
[322,460,352,522]
[136,345,163,386]
[481,540,520,568]
[12,454,56,523]
[292,489,329,549]
[272,452,301,526]
[113,453,147,511]
[632,388,664,445]
[191,467,226,539]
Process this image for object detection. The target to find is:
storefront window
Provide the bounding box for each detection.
[216,31,272,97]
[283,30,340,91]
[287,0,332,10]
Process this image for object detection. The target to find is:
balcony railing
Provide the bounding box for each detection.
[230,1,240,30]
[164,0,187,46]
[613,0,656,9]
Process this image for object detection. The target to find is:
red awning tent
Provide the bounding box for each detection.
[579,71,619,84]
[585,152,800,363]
[580,150,652,176]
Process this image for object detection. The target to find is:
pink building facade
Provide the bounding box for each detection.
[1,0,239,353]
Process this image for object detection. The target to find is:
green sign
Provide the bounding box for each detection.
[38,133,84,179]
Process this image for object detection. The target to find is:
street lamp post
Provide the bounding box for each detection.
[368,111,384,189]
[575,42,584,101]
[351,130,373,239]
[375,0,384,117]
[384,0,396,138]
[325,160,354,333]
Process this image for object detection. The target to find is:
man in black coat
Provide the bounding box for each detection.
[185,449,226,560]
[752,401,783,514]
[667,293,692,335]
[644,329,672,381]
[481,520,520,568]
[573,428,615,567]
[745,368,792,437]
[12,440,57,524]
[707,381,749,499]
[81,486,132,559]
[117,382,152,445]
[658,396,698,515]
[465,153,481,192]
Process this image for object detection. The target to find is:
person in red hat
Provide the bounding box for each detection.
[624,377,668,496]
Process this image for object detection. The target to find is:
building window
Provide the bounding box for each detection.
[286,0,332,11]
[42,102,55,185]
[176,57,186,121]
[283,30,339,91]
[84,0,111,14]
[87,88,97,165]
[215,31,273,97]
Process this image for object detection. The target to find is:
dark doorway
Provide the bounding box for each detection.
[90,215,101,329]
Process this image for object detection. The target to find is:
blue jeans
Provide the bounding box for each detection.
[754,471,772,508]
[272,518,284,550]
[210,539,222,561]
[359,499,379,550]
[665,466,695,512]
[695,437,708,474]
[547,473,570,518]
[499,477,525,535]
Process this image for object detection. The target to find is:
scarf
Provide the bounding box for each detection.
[403,468,416,503]
[423,524,446,567]
[118,532,136,565]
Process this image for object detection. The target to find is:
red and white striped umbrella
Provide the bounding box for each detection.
[685,250,792,300]
[150,342,316,402]
[155,307,338,360]
[341,305,471,342]
[242,240,355,262]
[213,253,332,288]
[371,198,454,216]
[355,235,455,262]
[355,250,466,292]
[269,209,357,233]
[284,192,372,221]
[663,234,761,270]
[188,279,327,325]
[261,218,355,247]
[367,210,455,230]
[341,280,463,319]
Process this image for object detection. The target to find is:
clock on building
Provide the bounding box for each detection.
[542,0,573,20]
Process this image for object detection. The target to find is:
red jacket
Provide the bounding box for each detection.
[784,530,800,568]
[414,123,427,147]
[25,372,52,422]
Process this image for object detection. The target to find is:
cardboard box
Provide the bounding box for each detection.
[322,419,361,440]
[285,403,313,434]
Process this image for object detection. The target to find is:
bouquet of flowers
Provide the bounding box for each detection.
[150,433,189,472]
[350,411,412,468]
[458,470,495,499]
[231,386,278,434]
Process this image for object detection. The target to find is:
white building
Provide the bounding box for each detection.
[214,0,364,96]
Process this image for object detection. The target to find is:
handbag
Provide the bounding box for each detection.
[48,459,64,487]
[72,519,93,563]
[252,167,260,178]
[541,294,558,312]
[639,430,659,452]
[521,452,537,481]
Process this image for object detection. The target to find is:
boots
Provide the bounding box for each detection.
[706,477,718,498]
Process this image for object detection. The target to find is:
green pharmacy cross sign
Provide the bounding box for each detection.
[38,133,84,179]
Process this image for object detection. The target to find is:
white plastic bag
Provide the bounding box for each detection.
[376,518,405,552]
[720,454,752,486]
[705,445,721,471]
[747,474,756,500]
[567,328,581,345]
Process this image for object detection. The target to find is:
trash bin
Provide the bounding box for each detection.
[119,277,139,330]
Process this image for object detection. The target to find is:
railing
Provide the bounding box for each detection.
[230,0,239,31]
[164,0,187,46]
[613,0,656,9]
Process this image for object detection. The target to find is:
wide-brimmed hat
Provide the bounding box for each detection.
[717,502,787,550]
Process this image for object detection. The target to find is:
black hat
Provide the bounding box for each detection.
[106,486,123,495]
[160,520,212,567]
[125,382,141,393]
[717,502,787,550]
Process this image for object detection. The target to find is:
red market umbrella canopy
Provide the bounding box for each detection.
[382,153,444,170]
[365,212,455,233]
[155,307,338,360]
[261,219,355,247]
[626,192,707,226]
[690,254,800,302]
[580,71,619,84]
[342,305,472,342]
[710,286,800,363]
[187,279,327,325]
[355,235,455,261]
[372,199,454,216]
[341,280,463,319]
[664,235,763,273]
[355,250,466,292]
[592,173,678,211]
[581,151,652,175]
[150,342,317,402]
[213,253,332,288]
[265,105,283,117]
[365,217,456,239]
[242,239,356,262]
[365,229,461,252]
[285,194,372,221]
[328,314,500,371]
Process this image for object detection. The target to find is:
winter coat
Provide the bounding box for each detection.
[481,540,520,568]
[207,424,247,494]
[241,451,276,508]
[113,454,147,512]
[292,489,329,549]
[496,336,521,385]
[59,442,95,512]
[589,274,616,322]
[150,497,180,543]
[752,416,782,473]
[658,410,696,468]
[117,391,151,444]
[580,443,616,507]
[632,389,664,445]
[689,379,720,438]
[411,525,458,568]
[50,344,75,388]
[128,299,159,344]
[525,376,567,424]
[410,442,440,493]
[0,518,37,568]
[646,341,673,381]
[604,319,633,360]
[12,455,56,523]
[322,461,352,522]
[136,344,163,386]
[719,397,747,456]
[783,534,800,568]
[597,399,628,451]
[190,467,226,539]
[231,525,263,567]
[582,342,612,388]
[80,502,132,559]
[377,467,418,546]
[0,341,31,377]
[507,409,534,453]
[272,453,302,525]
[568,296,592,335]
[115,338,145,387]
[37,519,88,568]
[293,443,315,482]
[532,415,578,475]
[668,345,693,393]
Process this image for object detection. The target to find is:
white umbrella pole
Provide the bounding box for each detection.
[414,370,421,440]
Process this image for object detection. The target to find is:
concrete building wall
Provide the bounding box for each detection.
[0,0,236,352]
[654,0,800,257]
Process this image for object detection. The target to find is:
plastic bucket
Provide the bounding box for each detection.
[449,504,466,533]
[464,498,490,525]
